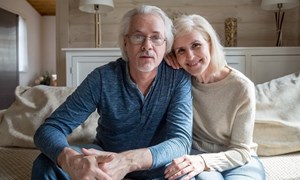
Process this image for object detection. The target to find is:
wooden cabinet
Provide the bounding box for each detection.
[225,47,300,84]
[63,48,121,87]
[64,47,300,87]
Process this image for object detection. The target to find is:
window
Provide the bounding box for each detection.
[18,16,28,72]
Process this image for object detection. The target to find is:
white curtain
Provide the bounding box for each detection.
[18,16,28,72]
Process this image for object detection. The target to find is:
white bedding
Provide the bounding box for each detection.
[0,85,99,148]
[254,70,300,156]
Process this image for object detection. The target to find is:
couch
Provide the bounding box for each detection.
[0,71,300,180]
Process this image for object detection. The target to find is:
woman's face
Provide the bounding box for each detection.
[173,29,211,76]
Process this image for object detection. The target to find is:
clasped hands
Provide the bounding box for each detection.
[58,147,130,180]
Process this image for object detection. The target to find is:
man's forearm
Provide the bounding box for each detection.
[120,148,153,172]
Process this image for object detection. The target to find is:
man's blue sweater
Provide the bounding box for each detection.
[34,58,193,172]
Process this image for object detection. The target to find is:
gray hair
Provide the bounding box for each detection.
[173,14,226,72]
[118,5,174,61]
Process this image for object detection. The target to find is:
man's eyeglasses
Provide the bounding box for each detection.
[127,34,166,46]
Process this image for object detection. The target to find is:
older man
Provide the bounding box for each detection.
[32,5,192,180]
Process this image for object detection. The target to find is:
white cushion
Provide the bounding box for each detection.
[0,85,99,148]
[254,71,300,156]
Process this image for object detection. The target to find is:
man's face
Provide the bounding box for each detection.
[124,14,166,74]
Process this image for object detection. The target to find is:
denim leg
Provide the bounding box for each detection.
[31,144,103,180]
[221,156,266,180]
[194,171,224,180]
[186,150,265,180]
[126,165,166,179]
[31,153,69,180]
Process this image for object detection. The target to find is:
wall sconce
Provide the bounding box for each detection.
[261,0,299,46]
[79,0,114,48]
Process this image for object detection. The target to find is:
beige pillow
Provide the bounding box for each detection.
[0,85,99,148]
[254,71,300,156]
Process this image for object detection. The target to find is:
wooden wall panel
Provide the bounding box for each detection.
[57,0,300,85]
[64,0,299,48]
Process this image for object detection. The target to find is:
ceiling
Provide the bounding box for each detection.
[27,0,56,16]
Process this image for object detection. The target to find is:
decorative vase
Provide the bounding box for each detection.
[225,17,237,47]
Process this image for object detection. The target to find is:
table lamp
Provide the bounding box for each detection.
[261,0,299,46]
[79,0,114,47]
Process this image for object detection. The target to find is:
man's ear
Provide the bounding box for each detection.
[124,37,127,47]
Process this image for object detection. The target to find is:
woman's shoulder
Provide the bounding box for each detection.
[223,67,255,97]
[228,67,254,87]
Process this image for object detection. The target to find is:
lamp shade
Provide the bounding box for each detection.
[79,0,114,13]
[261,0,299,11]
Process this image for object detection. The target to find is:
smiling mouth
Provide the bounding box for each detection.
[187,60,201,67]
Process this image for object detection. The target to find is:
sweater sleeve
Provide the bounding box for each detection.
[149,71,193,169]
[34,69,101,163]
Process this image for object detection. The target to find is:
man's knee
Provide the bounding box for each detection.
[32,153,69,180]
[33,153,52,170]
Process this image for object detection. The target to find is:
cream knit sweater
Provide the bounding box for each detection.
[192,67,256,172]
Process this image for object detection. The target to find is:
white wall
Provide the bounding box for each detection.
[41,16,56,75]
[0,0,41,86]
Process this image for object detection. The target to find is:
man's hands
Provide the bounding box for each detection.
[82,148,131,180]
[57,147,152,180]
[164,155,206,180]
[82,148,152,179]
[57,147,115,180]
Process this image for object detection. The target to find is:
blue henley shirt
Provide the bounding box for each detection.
[34,58,193,175]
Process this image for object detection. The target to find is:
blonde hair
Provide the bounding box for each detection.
[173,14,226,72]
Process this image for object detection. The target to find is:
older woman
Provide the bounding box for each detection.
[164,14,265,180]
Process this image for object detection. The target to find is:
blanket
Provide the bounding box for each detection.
[0,85,99,148]
[254,70,300,156]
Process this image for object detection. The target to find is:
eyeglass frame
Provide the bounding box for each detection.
[126,34,166,46]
